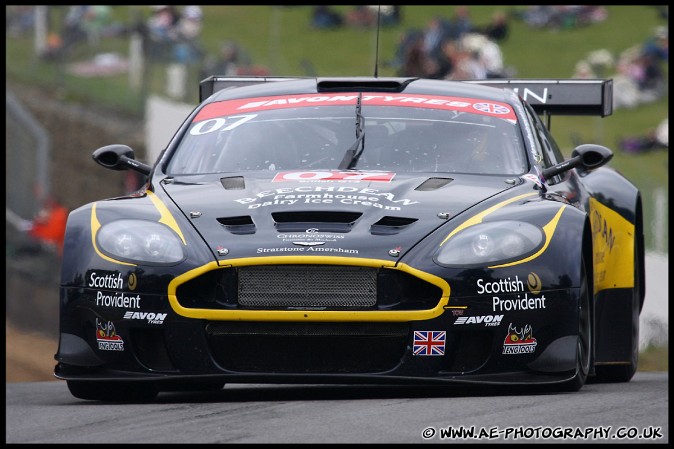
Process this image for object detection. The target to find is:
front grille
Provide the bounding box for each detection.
[206,321,409,373]
[238,265,376,308]
[175,265,443,311]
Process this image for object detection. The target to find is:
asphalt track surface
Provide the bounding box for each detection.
[6,372,668,444]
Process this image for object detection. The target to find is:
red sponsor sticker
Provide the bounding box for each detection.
[194,93,516,122]
[273,170,396,182]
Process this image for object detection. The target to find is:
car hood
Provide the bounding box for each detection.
[160,172,518,260]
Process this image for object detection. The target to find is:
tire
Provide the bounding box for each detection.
[560,256,592,392]
[67,380,159,402]
[593,238,640,383]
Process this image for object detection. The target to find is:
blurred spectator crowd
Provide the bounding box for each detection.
[141,4,204,64]
[6,5,668,104]
[6,5,271,78]
[391,6,513,80]
[513,5,608,30]
[564,7,668,155]
[618,117,668,154]
[571,24,668,112]
[310,5,401,30]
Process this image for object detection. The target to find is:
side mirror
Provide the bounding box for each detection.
[92,144,152,176]
[542,144,613,180]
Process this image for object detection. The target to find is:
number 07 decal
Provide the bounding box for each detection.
[189,114,257,136]
[273,171,396,182]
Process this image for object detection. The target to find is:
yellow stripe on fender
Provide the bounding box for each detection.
[489,205,565,268]
[589,197,634,294]
[146,190,186,245]
[440,193,537,246]
[167,256,451,322]
[91,203,136,266]
[90,191,185,265]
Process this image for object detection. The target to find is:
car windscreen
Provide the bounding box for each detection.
[166,93,528,176]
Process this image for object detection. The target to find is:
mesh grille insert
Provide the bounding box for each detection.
[238,265,377,308]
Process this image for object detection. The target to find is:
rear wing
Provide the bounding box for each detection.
[199,76,612,117]
[199,76,300,103]
[463,79,612,117]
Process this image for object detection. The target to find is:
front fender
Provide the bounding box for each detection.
[60,193,215,292]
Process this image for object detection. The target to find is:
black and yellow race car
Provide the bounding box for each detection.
[55,76,644,401]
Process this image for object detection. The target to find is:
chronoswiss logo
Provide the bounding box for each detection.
[293,229,326,245]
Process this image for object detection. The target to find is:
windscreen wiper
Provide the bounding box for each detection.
[338,93,365,170]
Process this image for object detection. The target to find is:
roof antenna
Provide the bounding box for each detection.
[374,5,381,78]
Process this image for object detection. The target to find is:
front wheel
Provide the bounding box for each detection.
[67,380,159,402]
[559,256,592,392]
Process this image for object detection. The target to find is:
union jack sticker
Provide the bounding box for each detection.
[413,330,446,356]
[473,102,511,114]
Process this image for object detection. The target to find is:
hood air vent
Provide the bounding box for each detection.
[370,216,418,235]
[220,176,246,190]
[272,211,361,233]
[415,177,453,191]
[217,216,256,234]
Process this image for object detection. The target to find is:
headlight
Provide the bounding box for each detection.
[97,219,185,264]
[435,221,544,266]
